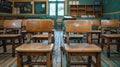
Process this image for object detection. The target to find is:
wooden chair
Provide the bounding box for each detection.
[101,20,120,57]
[26,19,53,43]
[62,20,102,67]
[0,19,22,57]
[64,20,89,43]
[90,20,102,44]
[16,19,54,67]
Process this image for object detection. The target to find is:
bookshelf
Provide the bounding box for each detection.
[70,4,102,18]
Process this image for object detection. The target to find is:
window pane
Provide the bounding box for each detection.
[58,3,64,16]
[49,0,56,1]
[58,0,64,1]
[50,3,56,15]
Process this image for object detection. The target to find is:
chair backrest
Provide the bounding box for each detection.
[4,20,22,29]
[22,19,39,30]
[3,19,22,34]
[101,20,120,34]
[26,19,53,43]
[90,20,101,26]
[65,20,92,44]
[66,20,92,33]
[101,20,119,28]
[26,19,53,32]
[109,20,120,27]
[22,19,27,28]
[0,17,4,27]
[22,19,42,27]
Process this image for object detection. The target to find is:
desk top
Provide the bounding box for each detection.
[91,30,102,33]
[16,43,53,52]
[64,34,84,38]
[65,43,101,52]
[32,34,53,38]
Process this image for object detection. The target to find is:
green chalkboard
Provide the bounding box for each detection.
[0,0,12,13]
[34,2,46,14]
[14,2,32,14]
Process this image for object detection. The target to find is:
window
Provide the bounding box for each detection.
[58,3,64,16]
[49,0,56,1]
[50,3,56,15]
[49,0,64,16]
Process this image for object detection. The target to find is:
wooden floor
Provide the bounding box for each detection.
[0,30,120,67]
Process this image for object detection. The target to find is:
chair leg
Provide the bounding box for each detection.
[117,40,120,52]
[87,56,92,67]
[27,56,33,67]
[101,38,105,51]
[61,47,63,67]
[2,40,7,52]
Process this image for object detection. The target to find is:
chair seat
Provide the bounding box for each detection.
[64,43,101,52]
[64,34,84,38]
[32,34,53,38]
[16,43,53,52]
[0,30,12,33]
[91,30,102,33]
[0,34,21,38]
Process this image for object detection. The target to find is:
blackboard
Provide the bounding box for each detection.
[14,2,32,13]
[0,0,12,13]
[34,2,46,14]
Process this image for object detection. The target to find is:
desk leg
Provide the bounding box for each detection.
[91,33,93,44]
[96,53,101,67]
[2,40,7,52]
[17,53,23,67]
[12,39,15,57]
[117,44,120,52]
[46,53,51,67]
[67,53,70,67]
[88,56,92,67]
[106,38,110,58]
[98,33,100,44]
[117,40,120,52]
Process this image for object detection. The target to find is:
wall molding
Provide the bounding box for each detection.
[103,11,120,15]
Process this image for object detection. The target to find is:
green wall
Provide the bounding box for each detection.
[102,0,120,19]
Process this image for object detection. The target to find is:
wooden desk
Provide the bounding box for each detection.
[102,34,120,57]
[64,43,101,67]
[16,43,53,67]
[0,34,21,57]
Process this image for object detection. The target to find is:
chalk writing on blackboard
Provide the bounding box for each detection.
[14,2,32,14]
[0,0,12,13]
